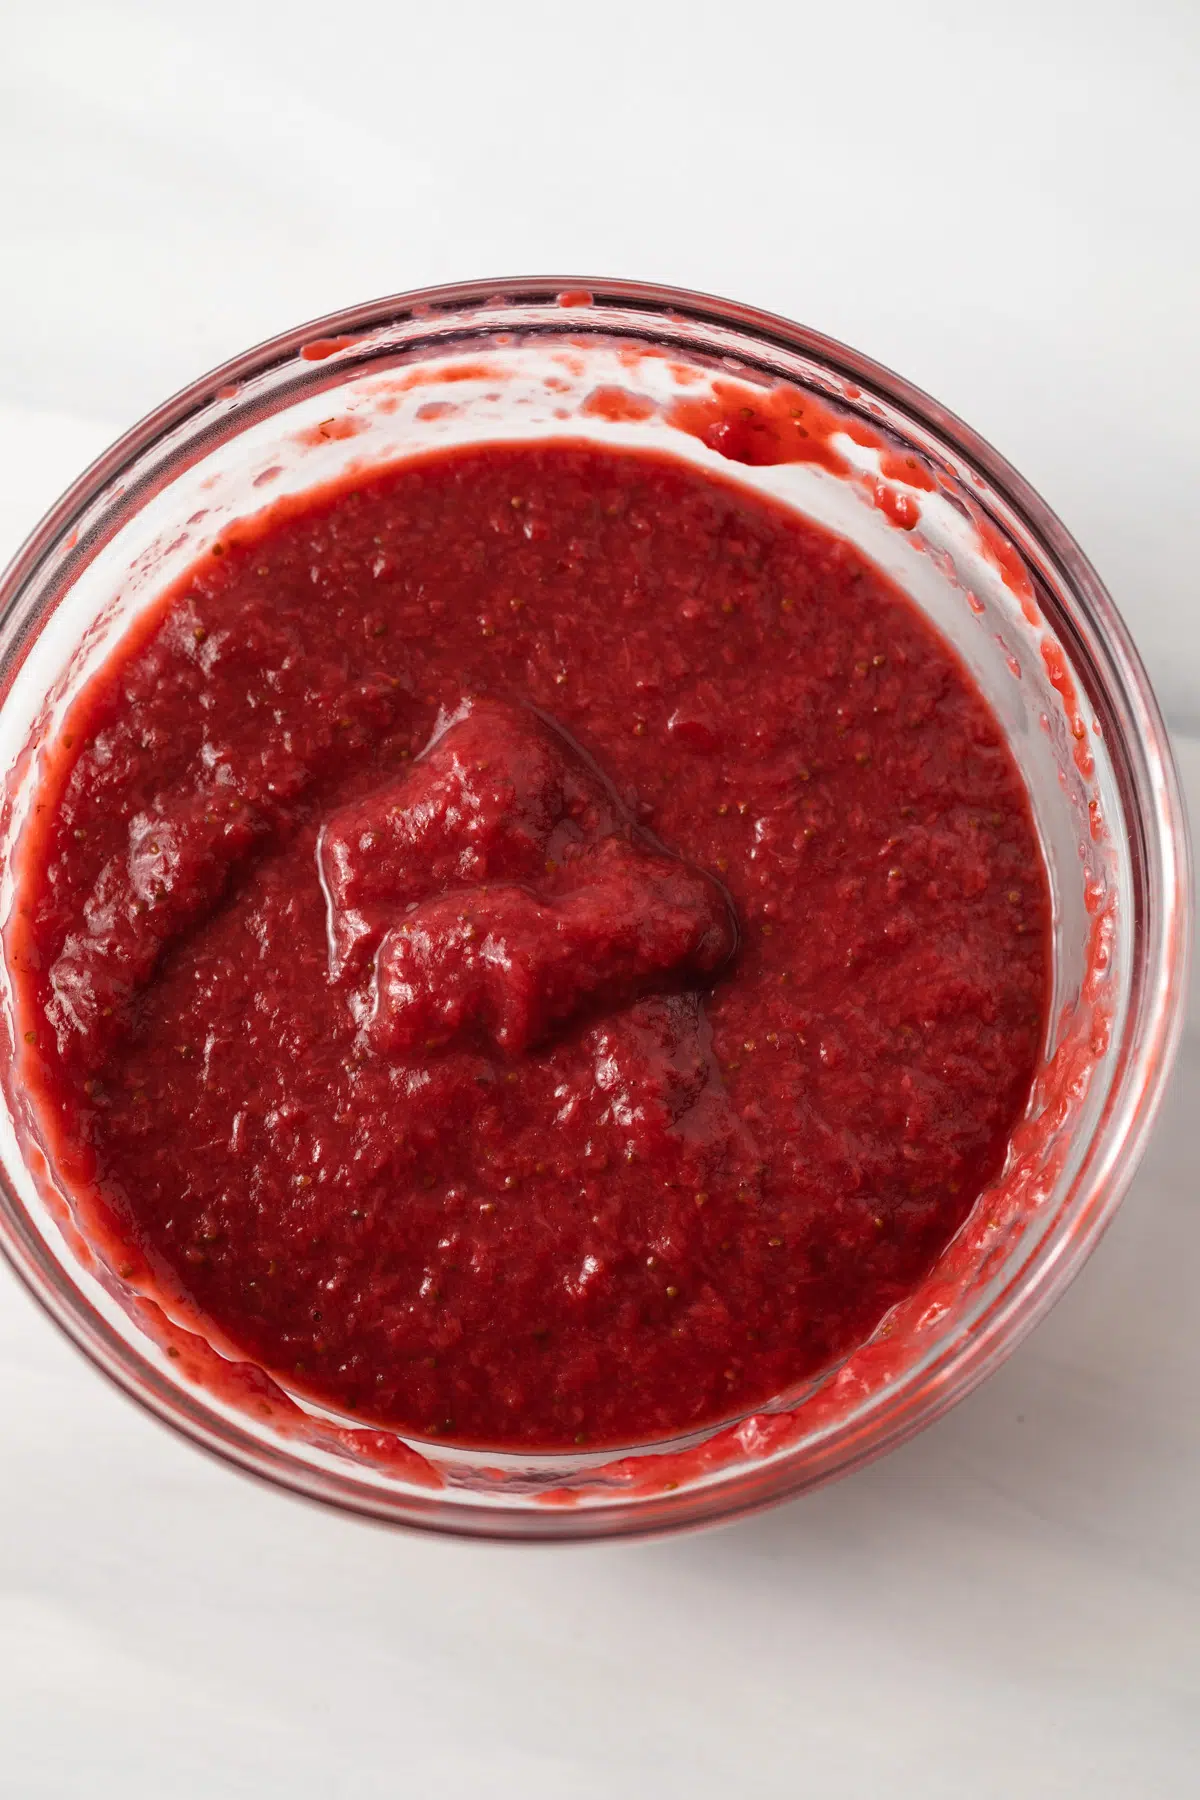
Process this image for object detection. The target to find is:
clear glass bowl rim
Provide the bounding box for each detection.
[0,275,1190,1541]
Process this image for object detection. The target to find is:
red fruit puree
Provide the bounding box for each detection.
[12,442,1049,1450]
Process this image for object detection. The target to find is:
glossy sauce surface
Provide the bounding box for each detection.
[14,443,1050,1448]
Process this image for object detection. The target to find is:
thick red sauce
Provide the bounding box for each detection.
[12,443,1049,1450]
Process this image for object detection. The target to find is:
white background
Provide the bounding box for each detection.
[1,3,1198,1794]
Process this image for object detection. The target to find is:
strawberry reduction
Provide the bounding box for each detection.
[13,441,1050,1450]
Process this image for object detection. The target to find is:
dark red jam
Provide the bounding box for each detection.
[11,442,1050,1449]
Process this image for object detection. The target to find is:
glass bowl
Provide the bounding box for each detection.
[0,279,1189,1539]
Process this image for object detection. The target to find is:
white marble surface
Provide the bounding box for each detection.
[1,4,1197,1794]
